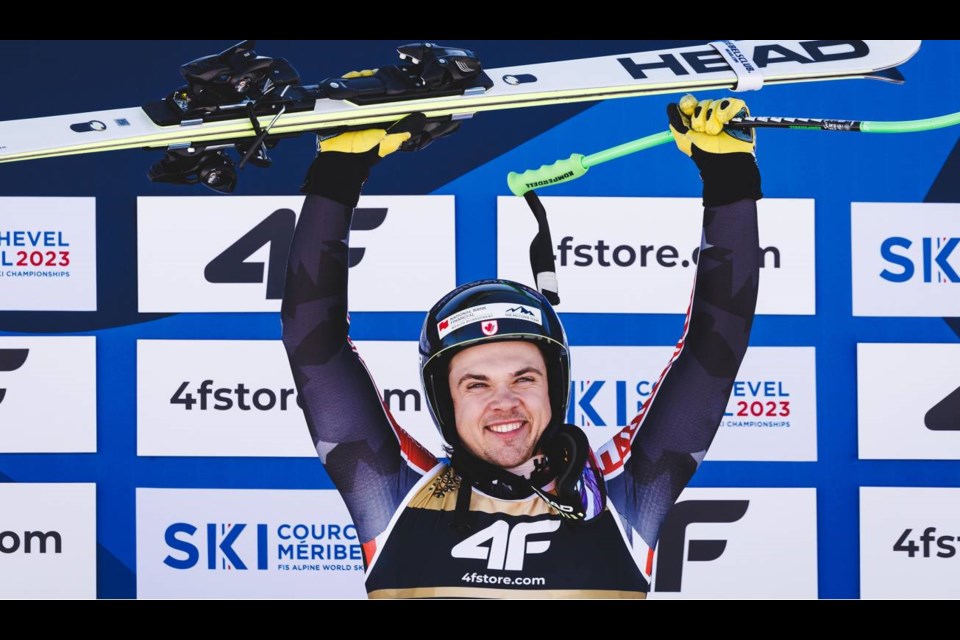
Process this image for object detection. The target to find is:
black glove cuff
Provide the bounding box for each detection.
[691,148,763,208]
[301,150,380,208]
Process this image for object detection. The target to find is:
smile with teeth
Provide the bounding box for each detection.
[487,421,525,434]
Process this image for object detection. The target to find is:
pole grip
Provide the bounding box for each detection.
[507,153,587,197]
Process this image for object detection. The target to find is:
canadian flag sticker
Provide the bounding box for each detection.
[437,303,541,339]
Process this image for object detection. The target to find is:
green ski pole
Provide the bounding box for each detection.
[507,111,960,196]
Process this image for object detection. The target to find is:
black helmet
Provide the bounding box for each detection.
[419,279,570,448]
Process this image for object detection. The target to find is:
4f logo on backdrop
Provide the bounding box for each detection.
[926,386,960,431]
[204,208,388,299]
[164,522,268,571]
[654,499,749,592]
[0,348,28,404]
[880,236,959,283]
[451,520,560,571]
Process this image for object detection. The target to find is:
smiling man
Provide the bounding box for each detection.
[447,341,552,468]
[281,94,761,598]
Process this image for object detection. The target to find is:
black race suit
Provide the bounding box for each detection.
[281,175,759,598]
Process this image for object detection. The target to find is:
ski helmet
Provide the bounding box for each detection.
[419,279,570,448]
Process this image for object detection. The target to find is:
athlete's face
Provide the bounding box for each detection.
[448,341,552,469]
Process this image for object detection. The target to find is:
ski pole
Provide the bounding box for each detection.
[507,111,960,197]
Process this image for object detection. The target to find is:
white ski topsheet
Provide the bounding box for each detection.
[0,40,921,162]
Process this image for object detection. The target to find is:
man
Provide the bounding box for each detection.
[281,94,761,598]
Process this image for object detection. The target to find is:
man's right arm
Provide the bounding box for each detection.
[602,96,761,551]
[281,135,437,548]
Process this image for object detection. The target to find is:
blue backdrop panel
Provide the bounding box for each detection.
[0,40,957,599]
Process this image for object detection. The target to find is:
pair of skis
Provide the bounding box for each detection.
[5,39,952,309]
[0,39,924,193]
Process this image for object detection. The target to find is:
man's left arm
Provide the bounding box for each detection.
[603,96,761,549]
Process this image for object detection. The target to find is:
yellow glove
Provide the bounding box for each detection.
[668,94,755,156]
[316,70,411,157]
[318,128,411,158]
[666,94,762,207]
[326,69,460,154]
[316,70,408,157]
[303,110,423,205]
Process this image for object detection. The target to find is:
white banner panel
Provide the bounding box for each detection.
[858,343,960,459]
[0,483,96,598]
[852,203,960,316]
[138,196,455,312]
[861,487,960,599]
[0,337,96,452]
[571,346,817,461]
[136,488,366,599]
[498,197,814,315]
[648,487,817,599]
[137,340,440,457]
[0,197,96,311]
[137,340,815,462]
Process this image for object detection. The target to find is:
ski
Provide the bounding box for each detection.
[0,40,921,191]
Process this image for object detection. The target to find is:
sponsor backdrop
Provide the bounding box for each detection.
[858,343,960,460]
[0,197,96,311]
[498,197,815,315]
[137,340,815,462]
[0,483,97,599]
[852,203,960,317]
[137,489,366,598]
[860,487,960,599]
[0,40,958,598]
[138,195,455,313]
[0,336,97,453]
[571,346,818,462]
[647,488,818,599]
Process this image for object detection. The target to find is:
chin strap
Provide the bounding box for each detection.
[449,449,529,531]
[452,467,474,532]
[448,424,607,531]
[530,425,607,522]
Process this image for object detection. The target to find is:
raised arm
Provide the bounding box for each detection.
[281,127,437,547]
[603,96,762,550]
